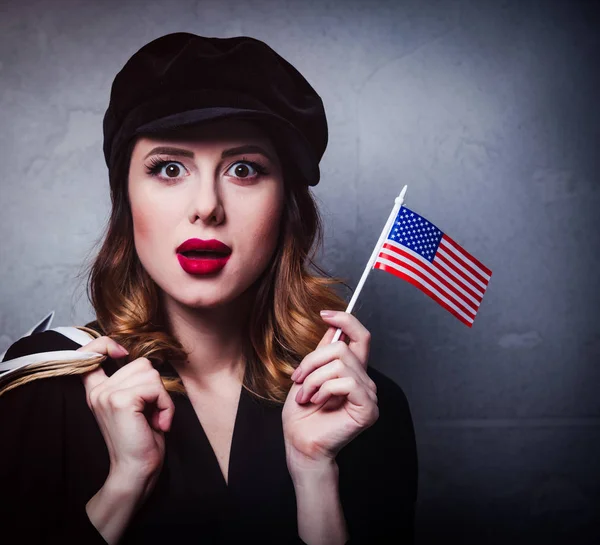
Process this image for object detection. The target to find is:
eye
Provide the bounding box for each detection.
[144,157,269,183]
[225,159,269,180]
[144,158,188,181]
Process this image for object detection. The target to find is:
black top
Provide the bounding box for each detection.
[0,327,417,544]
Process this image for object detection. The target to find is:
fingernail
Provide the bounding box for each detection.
[295,387,304,403]
[119,345,129,355]
[320,310,335,317]
[291,368,300,381]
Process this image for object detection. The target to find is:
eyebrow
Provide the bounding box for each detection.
[143,144,275,162]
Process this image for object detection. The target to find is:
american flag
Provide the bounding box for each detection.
[374,205,492,327]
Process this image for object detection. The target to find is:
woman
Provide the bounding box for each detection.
[0,33,417,544]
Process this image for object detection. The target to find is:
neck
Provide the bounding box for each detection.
[162,290,254,390]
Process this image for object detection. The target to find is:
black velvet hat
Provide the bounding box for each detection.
[102,32,328,186]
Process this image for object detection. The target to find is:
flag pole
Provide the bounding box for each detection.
[330,185,408,343]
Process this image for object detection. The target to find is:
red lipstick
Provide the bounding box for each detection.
[176,238,232,275]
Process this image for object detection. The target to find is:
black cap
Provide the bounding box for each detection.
[102,32,328,186]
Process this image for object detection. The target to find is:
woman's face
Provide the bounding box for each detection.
[128,118,285,309]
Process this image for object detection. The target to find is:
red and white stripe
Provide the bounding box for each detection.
[374,234,492,327]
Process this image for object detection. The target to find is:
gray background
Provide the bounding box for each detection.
[1,0,599,543]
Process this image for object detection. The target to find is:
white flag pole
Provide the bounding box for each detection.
[330,185,408,344]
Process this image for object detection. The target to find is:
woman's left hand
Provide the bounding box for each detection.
[282,310,379,477]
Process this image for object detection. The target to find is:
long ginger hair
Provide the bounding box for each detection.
[0,129,349,403]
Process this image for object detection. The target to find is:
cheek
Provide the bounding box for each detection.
[131,204,154,241]
[231,192,283,268]
[251,194,284,247]
[255,208,282,239]
[129,190,176,254]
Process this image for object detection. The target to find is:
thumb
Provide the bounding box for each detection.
[77,335,127,394]
[317,326,339,349]
[77,335,129,360]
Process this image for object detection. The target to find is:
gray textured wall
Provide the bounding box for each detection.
[1,0,598,543]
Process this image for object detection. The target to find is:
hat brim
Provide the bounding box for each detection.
[133,107,320,186]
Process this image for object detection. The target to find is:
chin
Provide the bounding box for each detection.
[168,279,254,311]
[153,260,270,311]
[173,289,237,310]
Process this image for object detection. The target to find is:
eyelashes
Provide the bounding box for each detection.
[144,156,270,182]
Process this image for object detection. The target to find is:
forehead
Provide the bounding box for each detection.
[132,118,275,153]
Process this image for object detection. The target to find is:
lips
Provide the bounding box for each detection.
[176,238,232,275]
[177,238,232,255]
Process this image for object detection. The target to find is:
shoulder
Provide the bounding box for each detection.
[336,365,418,539]
[0,329,95,414]
[0,331,82,405]
[0,331,98,473]
[338,365,417,478]
[0,332,108,544]
[366,365,405,397]
[2,329,83,361]
[2,318,104,363]
[366,365,413,425]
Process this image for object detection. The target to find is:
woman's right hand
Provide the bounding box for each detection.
[79,336,174,483]
[77,336,175,544]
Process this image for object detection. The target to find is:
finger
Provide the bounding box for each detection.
[295,358,362,404]
[293,341,363,385]
[105,357,156,385]
[116,366,163,391]
[143,383,175,433]
[155,387,176,432]
[319,311,371,366]
[86,359,157,411]
[316,326,338,349]
[81,364,109,396]
[83,358,154,394]
[141,383,176,433]
[77,336,129,359]
[316,326,349,349]
[310,376,375,413]
[108,382,175,433]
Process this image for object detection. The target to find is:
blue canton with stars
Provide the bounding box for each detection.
[386,206,444,263]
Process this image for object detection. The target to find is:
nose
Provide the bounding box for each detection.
[188,176,225,226]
